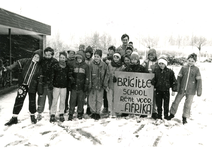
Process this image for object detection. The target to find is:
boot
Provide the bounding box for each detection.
[59,114,65,122]
[140,115,147,118]
[86,107,91,115]
[68,114,73,121]
[95,114,101,120]
[30,115,37,124]
[77,113,83,120]
[151,113,158,120]
[182,117,187,125]
[90,113,96,119]
[50,114,56,122]
[37,113,42,121]
[5,117,18,126]
[167,114,175,120]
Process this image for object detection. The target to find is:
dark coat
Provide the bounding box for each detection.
[6,58,42,93]
[151,67,177,91]
[52,63,69,88]
[124,62,147,73]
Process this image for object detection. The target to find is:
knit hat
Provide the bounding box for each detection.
[33,49,43,61]
[113,52,121,59]
[79,44,85,50]
[108,45,116,52]
[85,46,93,58]
[59,51,67,58]
[130,51,139,60]
[187,53,197,62]
[75,51,85,61]
[147,49,157,61]
[158,56,168,66]
[94,49,102,57]
[126,46,133,52]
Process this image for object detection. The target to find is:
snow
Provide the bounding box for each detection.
[0,64,212,148]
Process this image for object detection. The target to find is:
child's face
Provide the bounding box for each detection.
[44,51,52,59]
[68,51,75,59]
[113,56,120,63]
[108,49,114,56]
[32,54,40,62]
[124,57,130,65]
[94,54,101,63]
[131,59,138,65]
[158,62,166,69]
[187,58,195,66]
[126,50,132,56]
[85,52,91,59]
[148,54,155,61]
[122,37,129,46]
[76,57,83,63]
[79,45,85,51]
[59,54,66,62]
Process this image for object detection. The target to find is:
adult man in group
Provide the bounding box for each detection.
[116,34,129,56]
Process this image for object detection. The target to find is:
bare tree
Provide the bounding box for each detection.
[140,36,159,49]
[191,36,207,55]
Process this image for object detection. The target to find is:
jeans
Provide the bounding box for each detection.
[156,91,170,118]
[69,90,85,115]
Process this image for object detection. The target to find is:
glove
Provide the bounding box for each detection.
[113,76,117,83]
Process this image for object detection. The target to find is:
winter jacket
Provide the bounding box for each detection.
[151,67,177,92]
[52,63,69,88]
[116,44,128,56]
[71,56,89,91]
[85,58,93,66]
[89,60,109,90]
[6,58,42,93]
[41,57,58,88]
[124,61,147,73]
[142,49,158,73]
[107,60,123,89]
[177,65,202,96]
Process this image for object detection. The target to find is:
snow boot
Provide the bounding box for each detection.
[86,107,91,115]
[95,114,101,120]
[140,114,147,118]
[5,117,18,126]
[37,113,42,121]
[30,115,37,124]
[167,114,175,120]
[77,113,83,120]
[182,117,187,125]
[50,114,56,122]
[90,113,96,119]
[59,114,65,122]
[151,113,158,120]
[68,114,73,121]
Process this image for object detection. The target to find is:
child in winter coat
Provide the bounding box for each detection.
[68,51,89,120]
[151,56,177,120]
[37,47,58,121]
[102,45,116,114]
[50,51,69,122]
[84,46,93,115]
[168,53,202,124]
[121,51,147,117]
[142,49,159,119]
[122,55,131,70]
[4,50,43,126]
[65,50,76,113]
[89,49,109,120]
[107,52,123,117]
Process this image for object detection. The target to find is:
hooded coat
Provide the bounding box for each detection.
[142,49,159,73]
[71,51,89,91]
[6,50,43,93]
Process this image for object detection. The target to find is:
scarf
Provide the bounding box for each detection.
[111,59,122,68]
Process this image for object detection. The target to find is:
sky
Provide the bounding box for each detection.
[1,0,212,47]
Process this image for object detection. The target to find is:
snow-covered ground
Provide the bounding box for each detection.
[0,63,212,148]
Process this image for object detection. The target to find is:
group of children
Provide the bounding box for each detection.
[3,34,202,126]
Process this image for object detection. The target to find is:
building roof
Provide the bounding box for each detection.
[0,8,51,35]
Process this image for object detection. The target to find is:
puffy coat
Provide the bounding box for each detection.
[151,67,177,91]
[177,65,202,96]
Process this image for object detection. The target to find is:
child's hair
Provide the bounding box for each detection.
[147,49,157,61]
[59,51,67,58]
[129,41,133,45]
[187,53,197,62]
[121,34,129,40]
[44,47,54,56]
[126,46,133,52]
[108,45,116,52]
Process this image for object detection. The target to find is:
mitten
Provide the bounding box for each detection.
[113,76,117,83]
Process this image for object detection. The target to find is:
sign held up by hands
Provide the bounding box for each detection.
[114,71,154,116]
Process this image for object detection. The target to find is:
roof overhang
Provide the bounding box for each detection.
[0,8,51,35]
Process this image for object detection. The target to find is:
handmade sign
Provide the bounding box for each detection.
[114,71,154,115]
